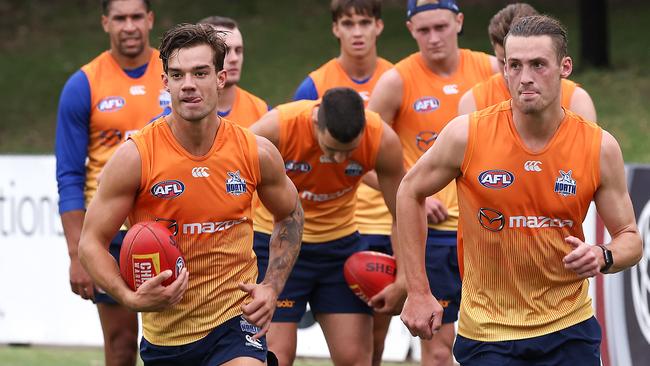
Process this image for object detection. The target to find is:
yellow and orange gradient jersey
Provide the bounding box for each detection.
[128,117,261,346]
[393,49,494,231]
[456,101,601,341]
[309,58,395,235]
[82,50,166,206]
[253,100,384,243]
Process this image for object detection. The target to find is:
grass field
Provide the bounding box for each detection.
[0,0,648,161]
[0,345,418,366]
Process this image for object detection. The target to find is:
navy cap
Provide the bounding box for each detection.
[406,0,460,19]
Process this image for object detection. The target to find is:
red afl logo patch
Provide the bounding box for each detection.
[97,96,125,112]
[151,180,185,199]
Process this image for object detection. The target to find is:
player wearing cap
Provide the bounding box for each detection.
[292,1,395,364]
[368,1,499,365]
[458,2,597,121]
[251,87,406,366]
[398,15,642,365]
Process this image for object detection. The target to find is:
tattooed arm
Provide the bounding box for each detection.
[239,136,303,338]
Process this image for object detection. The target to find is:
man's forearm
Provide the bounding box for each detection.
[61,210,85,258]
[263,200,304,294]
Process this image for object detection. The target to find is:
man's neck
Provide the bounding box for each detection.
[511,101,565,153]
[166,112,220,157]
[218,85,237,113]
[110,47,153,70]
[338,50,378,80]
[422,48,460,78]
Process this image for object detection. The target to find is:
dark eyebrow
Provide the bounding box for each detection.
[167,65,211,73]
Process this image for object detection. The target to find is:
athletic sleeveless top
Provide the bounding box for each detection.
[253,100,383,242]
[129,117,261,346]
[225,86,268,127]
[457,101,601,341]
[393,49,494,231]
[82,50,167,206]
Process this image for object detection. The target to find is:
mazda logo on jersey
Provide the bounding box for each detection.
[478,208,505,232]
[416,131,438,152]
[151,180,185,199]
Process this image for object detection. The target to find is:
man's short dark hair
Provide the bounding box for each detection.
[331,0,382,22]
[505,15,568,62]
[317,88,366,143]
[101,0,151,15]
[197,15,239,30]
[488,3,538,47]
[159,23,227,74]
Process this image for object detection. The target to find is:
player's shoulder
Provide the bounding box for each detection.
[236,86,268,107]
[309,58,338,76]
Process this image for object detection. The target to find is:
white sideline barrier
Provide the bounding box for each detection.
[0,155,648,364]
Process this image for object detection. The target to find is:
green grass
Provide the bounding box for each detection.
[0,0,647,160]
[0,345,418,366]
[0,0,647,161]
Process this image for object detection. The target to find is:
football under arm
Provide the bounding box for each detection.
[255,136,304,295]
[78,140,142,303]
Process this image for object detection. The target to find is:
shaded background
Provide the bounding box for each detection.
[0,0,648,161]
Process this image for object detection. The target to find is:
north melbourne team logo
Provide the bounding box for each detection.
[225,170,247,196]
[345,161,363,176]
[554,170,577,197]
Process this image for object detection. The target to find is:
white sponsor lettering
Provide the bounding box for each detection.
[300,187,354,202]
[182,217,247,234]
[442,84,458,95]
[524,161,542,172]
[129,85,146,95]
[192,167,210,178]
[509,216,574,228]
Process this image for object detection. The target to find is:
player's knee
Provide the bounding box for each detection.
[269,346,296,366]
[421,345,453,366]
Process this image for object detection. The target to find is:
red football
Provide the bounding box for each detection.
[119,221,185,291]
[343,251,397,302]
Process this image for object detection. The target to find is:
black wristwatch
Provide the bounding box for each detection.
[597,244,614,273]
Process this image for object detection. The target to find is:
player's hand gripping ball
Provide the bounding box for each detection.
[343,251,397,302]
[119,221,185,291]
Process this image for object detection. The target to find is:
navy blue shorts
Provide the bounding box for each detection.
[425,230,460,324]
[94,230,127,304]
[361,234,393,255]
[140,315,269,365]
[254,231,372,322]
[453,317,602,365]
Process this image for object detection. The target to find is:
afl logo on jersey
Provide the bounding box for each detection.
[98,96,125,112]
[226,170,247,196]
[151,180,185,199]
[413,97,440,113]
[478,170,515,189]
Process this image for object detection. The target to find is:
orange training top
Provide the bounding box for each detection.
[128,117,261,346]
[309,58,394,235]
[225,86,268,128]
[472,73,578,111]
[82,50,167,206]
[253,100,383,242]
[456,101,601,341]
[393,49,494,231]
